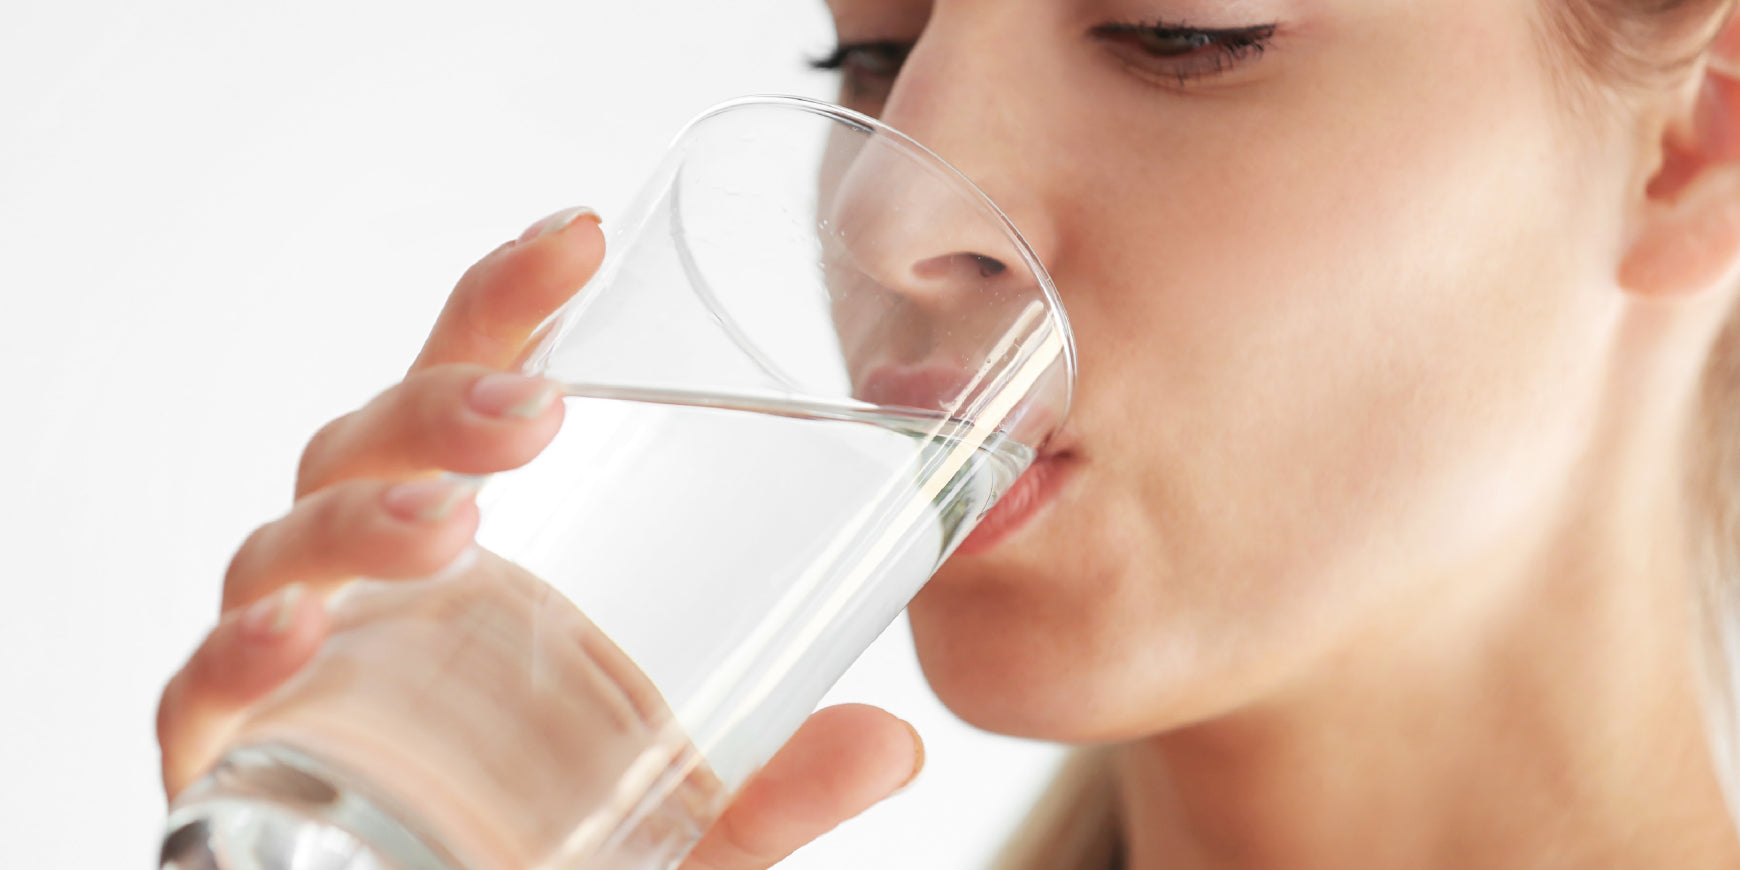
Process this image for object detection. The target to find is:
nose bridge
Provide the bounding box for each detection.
[894,12,1056,255]
[829,16,1061,285]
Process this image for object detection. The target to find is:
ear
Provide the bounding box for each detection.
[1619,16,1740,298]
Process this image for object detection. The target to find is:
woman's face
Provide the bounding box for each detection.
[826,0,1645,741]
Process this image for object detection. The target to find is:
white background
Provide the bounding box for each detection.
[0,1,1065,867]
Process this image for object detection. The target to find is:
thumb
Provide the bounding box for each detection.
[679,704,923,870]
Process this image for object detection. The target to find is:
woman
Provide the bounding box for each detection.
[156,0,1740,866]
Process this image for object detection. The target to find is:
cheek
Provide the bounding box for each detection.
[1077,9,1615,586]
[912,6,1631,737]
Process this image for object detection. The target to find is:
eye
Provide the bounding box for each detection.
[1132,29,1218,55]
[810,41,913,108]
[1090,21,1278,86]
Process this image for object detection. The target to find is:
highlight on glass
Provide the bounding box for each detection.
[162,95,1074,870]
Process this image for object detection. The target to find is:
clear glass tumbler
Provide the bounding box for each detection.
[161,95,1075,870]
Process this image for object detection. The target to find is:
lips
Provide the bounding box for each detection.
[954,450,1072,556]
[857,363,1074,554]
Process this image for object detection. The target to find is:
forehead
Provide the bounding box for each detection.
[822,0,929,30]
[819,0,1325,22]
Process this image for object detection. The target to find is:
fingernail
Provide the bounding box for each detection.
[517,206,601,244]
[241,584,304,642]
[896,718,925,792]
[469,373,560,419]
[383,478,479,524]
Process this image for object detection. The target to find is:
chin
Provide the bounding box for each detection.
[907,550,1277,745]
[907,576,1177,744]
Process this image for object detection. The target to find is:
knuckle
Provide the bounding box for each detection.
[405,362,490,401]
[295,412,355,495]
[316,364,554,479]
[427,376,551,471]
[709,811,784,870]
[428,411,510,467]
[402,366,495,460]
[456,244,509,290]
[222,523,276,611]
[305,482,372,557]
[319,479,474,579]
[223,481,354,610]
[155,667,191,748]
[175,631,232,712]
[377,501,478,578]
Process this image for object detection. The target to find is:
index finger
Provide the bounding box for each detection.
[409,208,605,374]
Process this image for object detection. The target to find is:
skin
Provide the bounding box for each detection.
[155,213,924,870]
[159,0,1740,867]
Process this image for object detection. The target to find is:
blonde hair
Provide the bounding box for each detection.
[1699,296,1740,820]
[1581,0,1740,830]
[988,748,1121,870]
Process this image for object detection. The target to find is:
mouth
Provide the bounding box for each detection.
[855,362,1077,555]
[953,441,1076,557]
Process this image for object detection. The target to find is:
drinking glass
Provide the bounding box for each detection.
[161,94,1075,870]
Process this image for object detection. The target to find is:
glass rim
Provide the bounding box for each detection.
[673,93,1078,424]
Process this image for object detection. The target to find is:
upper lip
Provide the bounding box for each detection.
[856,364,975,413]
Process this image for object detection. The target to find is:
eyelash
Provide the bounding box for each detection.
[809,41,911,99]
[809,20,1278,93]
[809,41,909,73]
[1090,20,1278,85]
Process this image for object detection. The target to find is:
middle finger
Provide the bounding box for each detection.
[223,476,482,611]
[295,364,564,499]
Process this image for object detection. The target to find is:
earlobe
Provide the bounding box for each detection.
[1618,167,1740,296]
[1620,48,1740,298]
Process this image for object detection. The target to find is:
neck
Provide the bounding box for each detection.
[1117,379,1738,869]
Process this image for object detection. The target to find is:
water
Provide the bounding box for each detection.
[474,385,1028,787]
[164,387,1028,870]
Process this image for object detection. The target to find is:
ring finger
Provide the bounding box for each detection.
[222,476,482,612]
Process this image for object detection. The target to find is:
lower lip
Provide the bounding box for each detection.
[954,454,1071,556]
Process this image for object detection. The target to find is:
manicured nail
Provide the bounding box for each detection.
[383,478,479,524]
[896,717,926,792]
[469,373,560,419]
[241,584,304,642]
[517,206,601,244]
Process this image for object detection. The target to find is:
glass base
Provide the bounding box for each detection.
[162,743,466,870]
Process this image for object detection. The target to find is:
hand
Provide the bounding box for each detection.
[155,207,924,869]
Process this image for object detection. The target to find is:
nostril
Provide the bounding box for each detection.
[970,254,1007,278]
[911,252,1010,282]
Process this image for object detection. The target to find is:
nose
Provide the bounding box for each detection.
[836,14,1062,276]
[811,17,1072,444]
[819,126,1059,387]
[819,132,1047,312]
[816,98,1070,446]
[815,8,1064,323]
